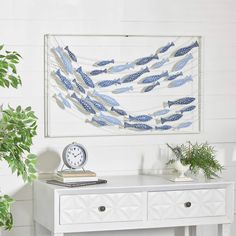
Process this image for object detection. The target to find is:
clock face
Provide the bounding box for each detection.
[62,143,87,169]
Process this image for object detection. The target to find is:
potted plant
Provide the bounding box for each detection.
[0,45,37,232]
[166,142,223,180]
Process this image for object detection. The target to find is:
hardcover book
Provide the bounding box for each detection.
[57,170,96,177]
[47,179,107,188]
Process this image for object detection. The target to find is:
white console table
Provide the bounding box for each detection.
[34,175,234,236]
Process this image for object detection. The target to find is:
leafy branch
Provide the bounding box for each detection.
[0,45,22,88]
[0,106,38,183]
[0,195,14,230]
[0,45,38,231]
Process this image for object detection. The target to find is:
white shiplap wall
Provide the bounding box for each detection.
[0,0,236,235]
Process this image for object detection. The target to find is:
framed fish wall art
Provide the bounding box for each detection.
[45,34,201,137]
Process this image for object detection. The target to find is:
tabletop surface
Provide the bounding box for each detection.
[36,175,234,194]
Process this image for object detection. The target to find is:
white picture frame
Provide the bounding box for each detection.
[44,34,201,137]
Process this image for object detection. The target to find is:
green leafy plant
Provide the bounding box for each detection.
[0,45,37,231]
[166,142,223,179]
[0,195,14,230]
[0,106,38,182]
[0,45,22,88]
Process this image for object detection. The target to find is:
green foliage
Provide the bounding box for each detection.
[0,45,38,231]
[166,142,223,179]
[0,44,22,89]
[0,105,38,183]
[0,195,14,230]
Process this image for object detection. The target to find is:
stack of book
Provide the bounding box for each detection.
[47,170,107,187]
[55,170,98,183]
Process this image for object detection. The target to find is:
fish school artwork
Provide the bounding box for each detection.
[45,35,200,137]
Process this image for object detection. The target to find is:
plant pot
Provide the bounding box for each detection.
[170,160,193,182]
[174,160,190,178]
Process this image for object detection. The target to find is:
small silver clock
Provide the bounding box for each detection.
[62,142,88,169]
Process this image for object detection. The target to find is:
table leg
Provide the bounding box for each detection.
[218,224,231,236]
[184,226,190,236]
[35,222,45,236]
[35,221,63,236]
[183,226,197,236]
[190,226,197,236]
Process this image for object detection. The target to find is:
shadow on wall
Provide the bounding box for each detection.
[36,148,61,174]
[138,146,171,176]
[12,184,32,200]
[216,144,236,166]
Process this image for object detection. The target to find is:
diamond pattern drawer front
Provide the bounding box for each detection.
[148,188,226,220]
[60,192,145,225]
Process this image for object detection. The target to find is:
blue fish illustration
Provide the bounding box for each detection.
[174,41,199,57]
[108,62,135,73]
[90,69,107,76]
[99,113,122,126]
[71,93,96,114]
[129,115,153,122]
[178,105,196,114]
[72,79,86,94]
[141,71,168,84]
[55,69,73,90]
[124,122,153,130]
[122,67,150,83]
[161,114,183,124]
[86,95,107,112]
[144,81,160,92]
[54,47,73,74]
[155,125,172,130]
[151,58,169,69]
[58,93,71,108]
[168,75,193,88]
[93,91,120,106]
[97,78,121,87]
[111,107,127,116]
[152,109,170,117]
[135,54,159,66]
[167,72,183,81]
[175,121,192,129]
[167,97,195,107]
[112,86,133,94]
[173,54,193,72]
[93,59,114,67]
[91,116,108,126]
[76,67,95,88]
[64,46,77,62]
[159,42,175,53]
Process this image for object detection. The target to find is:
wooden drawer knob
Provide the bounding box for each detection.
[98,206,106,212]
[184,202,192,208]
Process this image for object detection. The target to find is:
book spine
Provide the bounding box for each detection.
[57,172,96,177]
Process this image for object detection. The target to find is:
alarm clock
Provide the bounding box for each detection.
[62,142,88,169]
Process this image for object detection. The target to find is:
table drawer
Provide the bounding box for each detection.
[60,192,146,225]
[148,188,226,220]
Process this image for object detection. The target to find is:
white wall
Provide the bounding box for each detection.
[0,0,236,235]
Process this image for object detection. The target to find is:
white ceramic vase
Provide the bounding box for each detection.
[174,160,190,178]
